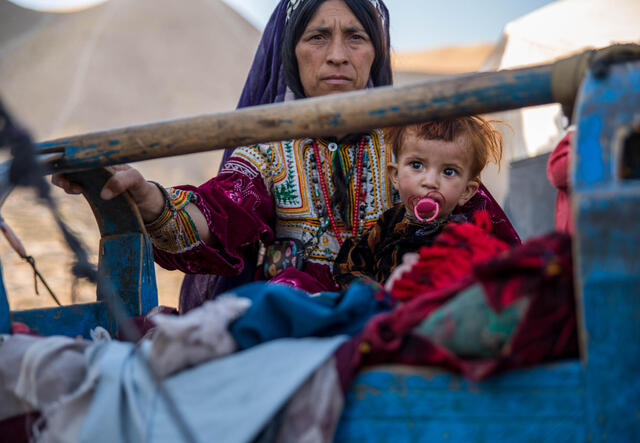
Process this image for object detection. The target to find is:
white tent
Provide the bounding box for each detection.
[482,0,640,163]
[0,0,260,184]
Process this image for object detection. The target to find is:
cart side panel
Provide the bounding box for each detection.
[573,60,640,442]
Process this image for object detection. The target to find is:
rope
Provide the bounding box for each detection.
[0,214,62,306]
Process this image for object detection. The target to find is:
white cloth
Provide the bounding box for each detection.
[0,334,89,421]
[44,336,346,443]
[150,294,251,377]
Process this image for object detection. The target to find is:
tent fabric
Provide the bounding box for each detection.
[481,0,640,162]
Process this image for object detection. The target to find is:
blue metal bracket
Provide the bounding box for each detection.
[573,60,640,442]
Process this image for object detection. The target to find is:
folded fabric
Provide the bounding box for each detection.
[415,283,529,358]
[0,334,90,421]
[55,336,347,443]
[274,357,344,443]
[228,280,392,350]
[150,294,251,377]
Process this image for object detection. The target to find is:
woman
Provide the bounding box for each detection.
[55,0,518,313]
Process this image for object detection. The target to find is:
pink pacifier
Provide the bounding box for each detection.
[412,196,439,222]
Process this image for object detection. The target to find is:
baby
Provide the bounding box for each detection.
[333,116,503,287]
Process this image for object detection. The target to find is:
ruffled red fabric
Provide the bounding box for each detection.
[341,231,577,382]
[391,211,510,300]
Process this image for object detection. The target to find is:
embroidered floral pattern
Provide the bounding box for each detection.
[225,130,399,266]
[146,188,202,253]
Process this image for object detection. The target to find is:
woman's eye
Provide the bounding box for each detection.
[443,168,457,176]
[410,161,423,169]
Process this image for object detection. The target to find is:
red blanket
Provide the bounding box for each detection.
[339,215,577,383]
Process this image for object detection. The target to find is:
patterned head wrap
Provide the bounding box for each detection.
[286,0,386,24]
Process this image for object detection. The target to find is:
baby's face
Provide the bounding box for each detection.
[388,132,479,219]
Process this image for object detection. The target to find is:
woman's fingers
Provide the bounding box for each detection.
[100,165,145,200]
[51,173,84,194]
[101,165,166,222]
[54,165,165,223]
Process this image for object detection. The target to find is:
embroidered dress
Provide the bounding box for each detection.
[150,129,520,297]
[151,129,400,292]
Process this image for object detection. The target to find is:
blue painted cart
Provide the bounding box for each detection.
[0,167,158,338]
[0,55,638,442]
[335,59,640,442]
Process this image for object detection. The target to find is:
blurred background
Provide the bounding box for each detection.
[0,0,638,310]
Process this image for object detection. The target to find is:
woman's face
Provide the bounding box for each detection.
[295,0,375,98]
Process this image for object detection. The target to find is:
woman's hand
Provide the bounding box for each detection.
[51,173,84,195]
[52,165,166,223]
[100,165,165,223]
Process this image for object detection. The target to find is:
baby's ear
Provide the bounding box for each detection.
[387,162,399,189]
[457,179,480,206]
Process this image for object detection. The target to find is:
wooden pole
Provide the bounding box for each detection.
[43,64,554,173]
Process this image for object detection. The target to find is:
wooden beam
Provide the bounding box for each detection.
[41,64,553,173]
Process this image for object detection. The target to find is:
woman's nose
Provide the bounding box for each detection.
[326,38,348,65]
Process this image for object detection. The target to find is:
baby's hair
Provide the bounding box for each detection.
[385,116,504,180]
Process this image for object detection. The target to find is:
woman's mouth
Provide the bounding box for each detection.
[322,75,351,85]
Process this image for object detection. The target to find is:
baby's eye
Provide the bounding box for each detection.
[410,161,423,169]
[443,168,457,177]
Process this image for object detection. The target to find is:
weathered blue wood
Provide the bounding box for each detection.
[73,168,158,329]
[41,65,554,173]
[139,233,158,315]
[573,63,640,190]
[97,233,157,320]
[0,262,9,334]
[10,302,109,338]
[68,168,145,236]
[336,363,585,442]
[337,420,585,443]
[0,167,157,338]
[573,61,640,442]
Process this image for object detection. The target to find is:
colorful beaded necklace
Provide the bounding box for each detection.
[312,137,366,248]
